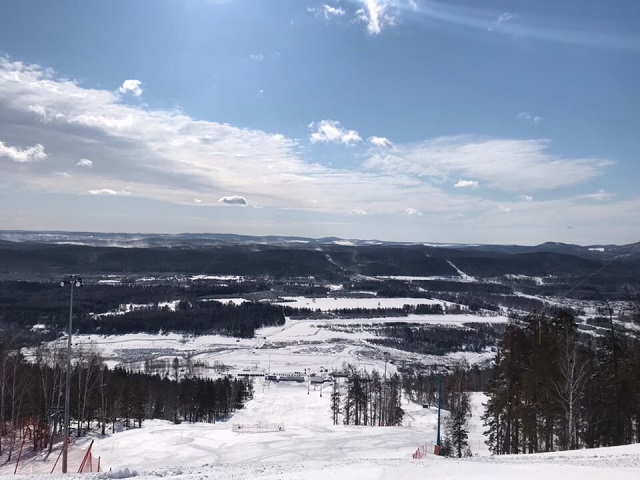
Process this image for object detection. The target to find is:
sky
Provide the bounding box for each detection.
[0,0,639,245]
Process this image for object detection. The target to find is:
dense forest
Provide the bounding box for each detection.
[77,300,285,338]
[369,323,504,356]
[0,280,284,341]
[483,308,640,453]
[0,341,253,461]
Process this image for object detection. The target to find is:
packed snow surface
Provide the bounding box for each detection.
[4,383,639,480]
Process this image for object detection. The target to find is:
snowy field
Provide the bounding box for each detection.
[4,381,639,480]
[65,303,507,373]
[13,296,638,479]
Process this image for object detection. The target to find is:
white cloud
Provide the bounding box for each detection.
[0,140,47,162]
[520,194,533,202]
[118,79,143,97]
[28,104,65,122]
[517,111,542,125]
[76,158,93,167]
[249,53,264,62]
[576,189,613,202]
[369,136,393,148]
[218,195,248,206]
[55,172,72,178]
[324,4,347,18]
[356,0,396,35]
[454,179,478,188]
[488,12,514,32]
[366,136,612,192]
[1,58,633,245]
[193,198,203,203]
[88,188,130,196]
[309,120,362,145]
[499,205,512,213]
[309,5,347,19]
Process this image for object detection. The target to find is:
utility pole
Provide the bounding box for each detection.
[435,374,442,455]
[100,368,107,436]
[60,276,82,473]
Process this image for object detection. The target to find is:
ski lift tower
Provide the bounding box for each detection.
[60,276,83,473]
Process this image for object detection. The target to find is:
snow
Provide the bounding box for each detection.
[446,260,477,282]
[189,275,245,281]
[12,298,640,480]
[274,296,448,310]
[5,383,639,480]
[377,275,470,281]
[65,309,506,373]
[504,274,545,285]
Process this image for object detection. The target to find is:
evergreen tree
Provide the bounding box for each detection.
[446,366,471,457]
[330,380,341,425]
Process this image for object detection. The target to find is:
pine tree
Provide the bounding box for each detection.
[330,380,341,425]
[446,366,471,457]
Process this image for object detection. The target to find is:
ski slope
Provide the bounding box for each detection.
[5,381,639,480]
[13,298,639,479]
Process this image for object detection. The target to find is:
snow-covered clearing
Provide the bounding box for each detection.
[67,307,506,373]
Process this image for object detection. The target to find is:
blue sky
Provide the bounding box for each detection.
[0,0,638,245]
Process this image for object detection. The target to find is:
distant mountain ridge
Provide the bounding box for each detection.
[0,231,638,286]
[0,229,636,257]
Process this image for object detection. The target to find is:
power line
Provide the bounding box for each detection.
[560,241,640,299]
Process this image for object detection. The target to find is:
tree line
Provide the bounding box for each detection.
[74,300,285,338]
[0,339,253,463]
[369,323,503,356]
[0,280,278,342]
[482,308,640,454]
[282,303,446,320]
[330,365,404,427]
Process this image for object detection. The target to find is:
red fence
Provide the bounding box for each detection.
[0,417,100,475]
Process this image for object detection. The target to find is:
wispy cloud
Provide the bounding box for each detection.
[412,1,640,51]
[0,140,47,162]
[575,189,614,202]
[118,79,143,96]
[517,111,542,125]
[455,179,478,188]
[488,11,513,32]
[356,0,397,35]
[249,53,264,62]
[308,4,347,20]
[365,136,612,191]
[88,188,131,196]
[309,120,362,145]
[310,1,408,36]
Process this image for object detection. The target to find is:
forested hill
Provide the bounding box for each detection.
[0,239,638,285]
